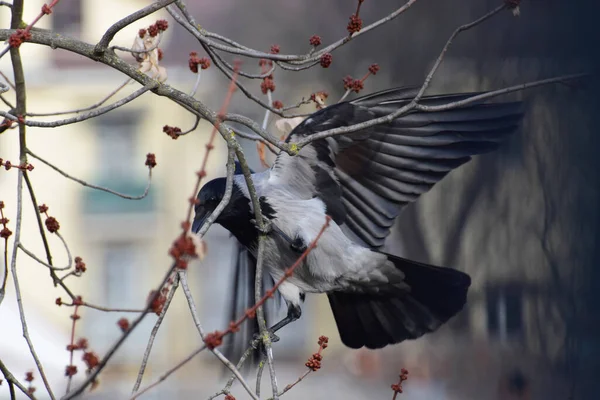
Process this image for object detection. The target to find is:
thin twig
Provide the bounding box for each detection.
[165,7,287,118]
[18,232,72,271]
[112,33,162,54]
[131,272,179,394]
[0,69,16,91]
[195,147,236,236]
[94,0,176,53]
[22,171,76,295]
[27,149,153,200]
[65,302,81,394]
[179,270,259,400]
[10,174,56,400]
[0,204,9,305]
[81,302,145,313]
[411,4,507,104]
[189,68,202,97]
[26,79,132,117]
[296,72,588,147]
[130,344,207,400]
[224,113,282,149]
[0,0,60,60]
[63,263,178,399]
[338,89,352,103]
[0,358,34,400]
[210,342,262,400]
[256,354,266,397]
[168,0,420,65]
[9,1,56,395]
[0,84,156,127]
[413,73,589,112]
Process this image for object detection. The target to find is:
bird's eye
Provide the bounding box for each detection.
[209,196,217,203]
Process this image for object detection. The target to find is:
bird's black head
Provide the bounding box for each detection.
[191,177,255,243]
[192,177,227,234]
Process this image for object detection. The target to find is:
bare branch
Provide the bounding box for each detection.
[81,302,144,313]
[208,46,276,79]
[277,370,311,398]
[169,0,420,64]
[112,33,162,54]
[0,358,34,400]
[8,1,56,395]
[413,73,589,112]
[10,173,56,400]
[0,70,15,91]
[195,148,236,236]
[130,344,207,400]
[189,68,202,97]
[179,270,259,400]
[296,72,587,147]
[26,79,132,117]
[27,149,153,200]
[412,4,507,103]
[131,272,179,394]
[94,0,177,54]
[22,172,77,297]
[63,263,178,399]
[224,114,282,149]
[256,356,266,397]
[0,84,155,128]
[18,231,72,271]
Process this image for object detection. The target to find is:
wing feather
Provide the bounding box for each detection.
[269,87,524,248]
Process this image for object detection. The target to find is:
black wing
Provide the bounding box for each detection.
[271,87,524,248]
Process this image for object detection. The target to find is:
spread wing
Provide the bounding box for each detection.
[269,87,524,248]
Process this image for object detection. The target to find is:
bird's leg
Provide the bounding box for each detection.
[269,303,302,334]
[250,219,307,253]
[252,303,302,346]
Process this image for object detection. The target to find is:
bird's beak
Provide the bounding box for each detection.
[192,206,206,234]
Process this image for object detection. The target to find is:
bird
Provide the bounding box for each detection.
[192,86,524,366]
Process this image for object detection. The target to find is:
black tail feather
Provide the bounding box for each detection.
[222,241,280,376]
[328,253,470,349]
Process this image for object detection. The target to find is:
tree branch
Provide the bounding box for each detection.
[131,272,179,394]
[0,358,34,400]
[94,0,177,54]
[26,79,132,117]
[0,84,155,127]
[63,263,178,399]
[17,231,72,271]
[27,149,153,200]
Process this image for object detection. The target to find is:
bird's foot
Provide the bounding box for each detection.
[251,330,281,353]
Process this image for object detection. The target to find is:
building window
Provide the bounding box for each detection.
[486,284,523,341]
[84,241,153,363]
[103,242,137,308]
[82,110,155,214]
[52,0,82,38]
[95,111,140,182]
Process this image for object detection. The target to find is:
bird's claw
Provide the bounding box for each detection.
[251,330,280,355]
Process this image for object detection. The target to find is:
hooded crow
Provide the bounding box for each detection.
[192,87,524,364]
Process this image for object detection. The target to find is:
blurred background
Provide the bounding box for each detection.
[0,0,599,399]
